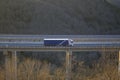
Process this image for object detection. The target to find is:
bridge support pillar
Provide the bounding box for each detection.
[11,51,17,80]
[66,50,72,80]
[4,51,17,80]
[4,51,12,80]
[118,51,120,76]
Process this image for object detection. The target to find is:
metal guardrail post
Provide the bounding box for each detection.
[66,50,72,80]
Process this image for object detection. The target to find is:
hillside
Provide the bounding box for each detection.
[0,0,120,34]
[0,1,120,79]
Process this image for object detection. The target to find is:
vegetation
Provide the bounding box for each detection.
[0,51,119,80]
[0,0,120,34]
[0,0,120,79]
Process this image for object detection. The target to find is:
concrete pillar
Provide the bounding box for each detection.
[4,51,12,80]
[11,51,17,80]
[118,51,120,76]
[4,51,17,80]
[66,50,72,80]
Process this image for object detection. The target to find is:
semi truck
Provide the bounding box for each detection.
[44,38,73,46]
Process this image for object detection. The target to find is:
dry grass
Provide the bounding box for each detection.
[17,59,51,80]
[0,67,5,80]
[17,58,66,80]
[0,52,120,80]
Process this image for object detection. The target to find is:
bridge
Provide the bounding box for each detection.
[0,35,120,80]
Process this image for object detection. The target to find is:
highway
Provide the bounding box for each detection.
[0,35,120,51]
[0,42,120,48]
[0,35,120,42]
[0,35,120,39]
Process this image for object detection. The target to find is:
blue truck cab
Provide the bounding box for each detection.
[44,38,73,46]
